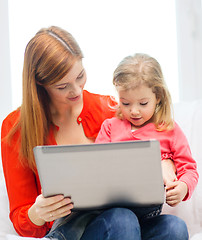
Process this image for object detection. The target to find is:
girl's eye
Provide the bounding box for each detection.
[140,102,148,106]
[122,102,129,106]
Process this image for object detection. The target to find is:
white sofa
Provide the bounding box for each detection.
[0,100,202,240]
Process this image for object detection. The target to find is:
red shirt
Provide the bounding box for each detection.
[95,117,199,200]
[1,90,116,237]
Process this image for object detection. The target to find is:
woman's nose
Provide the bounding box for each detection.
[69,84,81,96]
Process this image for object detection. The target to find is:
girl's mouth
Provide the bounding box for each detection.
[131,117,142,121]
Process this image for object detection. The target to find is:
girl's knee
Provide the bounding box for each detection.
[103,208,141,238]
[108,208,138,225]
[166,215,189,240]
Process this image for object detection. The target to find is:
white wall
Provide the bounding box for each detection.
[1,0,202,118]
[0,1,12,125]
[8,0,179,109]
[175,0,202,101]
[0,0,12,199]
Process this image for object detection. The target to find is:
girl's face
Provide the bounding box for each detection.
[44,60,86,109]
[118,84,159,130]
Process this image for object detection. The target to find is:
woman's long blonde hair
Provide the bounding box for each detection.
[9,26,83,172]
[113,53,174,131]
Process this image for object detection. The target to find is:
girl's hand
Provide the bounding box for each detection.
[165,181,188,207]
[28,194,73,226]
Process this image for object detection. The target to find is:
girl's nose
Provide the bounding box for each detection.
[130,107,140,115]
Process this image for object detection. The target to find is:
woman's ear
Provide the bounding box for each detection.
[156,98,161,105]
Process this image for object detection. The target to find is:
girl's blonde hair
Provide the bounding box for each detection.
[8,26,83,172]
[113,53,174,131]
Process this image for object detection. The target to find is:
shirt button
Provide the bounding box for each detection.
[78,117,82,122]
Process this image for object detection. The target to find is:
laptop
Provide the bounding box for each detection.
[33,140,165,210]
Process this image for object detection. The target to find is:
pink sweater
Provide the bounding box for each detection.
[95,117,199,201]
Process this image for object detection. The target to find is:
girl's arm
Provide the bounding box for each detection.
[163,122,199,206]
[166,181,188,207]
[161,155,189,207]
[161,159,177,185]
[171,123,199,201]
[95,119,112,143]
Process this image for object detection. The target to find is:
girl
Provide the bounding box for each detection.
[96,53,199,239]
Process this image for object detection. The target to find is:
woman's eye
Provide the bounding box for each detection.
[57,85,67,90]
[140,102,148,106]
[77,73,84,80]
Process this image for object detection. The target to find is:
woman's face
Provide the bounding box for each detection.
[44,60,86,109]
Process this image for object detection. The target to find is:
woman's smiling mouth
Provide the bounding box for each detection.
[68,95,81,101]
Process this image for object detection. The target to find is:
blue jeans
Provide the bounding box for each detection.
[45,207,189,240]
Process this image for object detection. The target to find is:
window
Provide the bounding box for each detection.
[8,0,179,109]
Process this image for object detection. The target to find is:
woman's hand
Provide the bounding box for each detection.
[28,194,73,226]
[166,181,188,207]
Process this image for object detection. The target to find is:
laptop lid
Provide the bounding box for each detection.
[33,140,165,210]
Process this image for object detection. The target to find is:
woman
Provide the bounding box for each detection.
[1,26,188,240]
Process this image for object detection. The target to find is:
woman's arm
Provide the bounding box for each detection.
[2,115,72,238]
[1,117,50,237]
[1,114,74,237]
[28,194,73,226]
